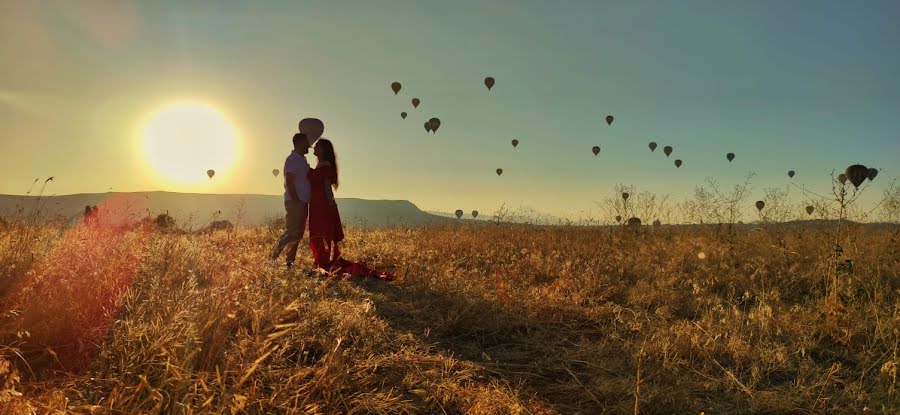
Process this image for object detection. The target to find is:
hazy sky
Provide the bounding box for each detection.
[2,1,898,218]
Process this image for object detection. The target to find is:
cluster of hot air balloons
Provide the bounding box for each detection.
[384,74,885,227]
[750,163,877,218]
[391,77,506,176]
[389,78,502,216]
[646,142,680,168]
[391,78,497,134]
[390,81,443,134]
[841,164,878,188]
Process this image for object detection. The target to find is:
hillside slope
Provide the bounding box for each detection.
[0,192,452,228]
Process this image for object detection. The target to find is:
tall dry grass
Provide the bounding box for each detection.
[1,215,898,413]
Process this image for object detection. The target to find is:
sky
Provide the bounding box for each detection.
[1,0,898,219]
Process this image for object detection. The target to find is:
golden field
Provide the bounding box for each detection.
[0,217,898,414]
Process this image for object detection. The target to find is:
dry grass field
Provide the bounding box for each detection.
[1,214,898,413]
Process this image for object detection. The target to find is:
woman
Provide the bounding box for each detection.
[307,138,344,268]
[308,139,394,280]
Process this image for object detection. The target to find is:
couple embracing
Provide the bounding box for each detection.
[270,118,394,280]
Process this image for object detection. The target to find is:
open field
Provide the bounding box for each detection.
[1,219,898,414]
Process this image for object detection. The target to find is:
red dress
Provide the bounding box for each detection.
[308,166,344,243]
[307,165,394,281]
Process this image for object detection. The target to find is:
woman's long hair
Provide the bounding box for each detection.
[317,138,338,189]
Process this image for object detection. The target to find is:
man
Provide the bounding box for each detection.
[270,118,324,268]
[271,132,313,268]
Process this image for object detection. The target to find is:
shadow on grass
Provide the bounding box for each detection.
[353,278,637,414]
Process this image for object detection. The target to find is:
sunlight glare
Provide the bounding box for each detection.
[141,102,238,185]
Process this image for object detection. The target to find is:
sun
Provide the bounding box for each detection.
[141,101,239,185]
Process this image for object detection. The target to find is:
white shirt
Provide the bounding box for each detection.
[283,151,311,202]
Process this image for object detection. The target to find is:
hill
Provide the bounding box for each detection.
[0,192,453,228]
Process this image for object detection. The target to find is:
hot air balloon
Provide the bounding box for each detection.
[472,210,479,219]
[496,168,503,176]
[652,219,661,227]
[663,146,673,157]
[788,170,795,178]
[837,173,848,185]
[867,168,878,181]
[674,159,683,168]
[726,153,735,162]
[401,112,407,119]
[805,205,814,216]
[428,117,441,133]
[484,76,495,90]
[424,122,431,133]
[298,118,325,141]
[391,82,401,95]
[627,217,641,227]
[622,192,629,201]
[592,146,601,156]
[412,98,420,108]
[207,169,215,179]
[455,209,463,219]
[615,215,622,223]
[845,164,868,188]
[649,142,657,152]
[605,115,614,126]
[511,139,519,148]
[755,201,765,211]
[272,169,279,177]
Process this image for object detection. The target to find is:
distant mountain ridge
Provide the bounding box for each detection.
[0,192,453,228]
[4,193,892,229]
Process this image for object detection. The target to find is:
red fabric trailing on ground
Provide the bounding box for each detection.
[331,257,396,281]
[309,237,395,281]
